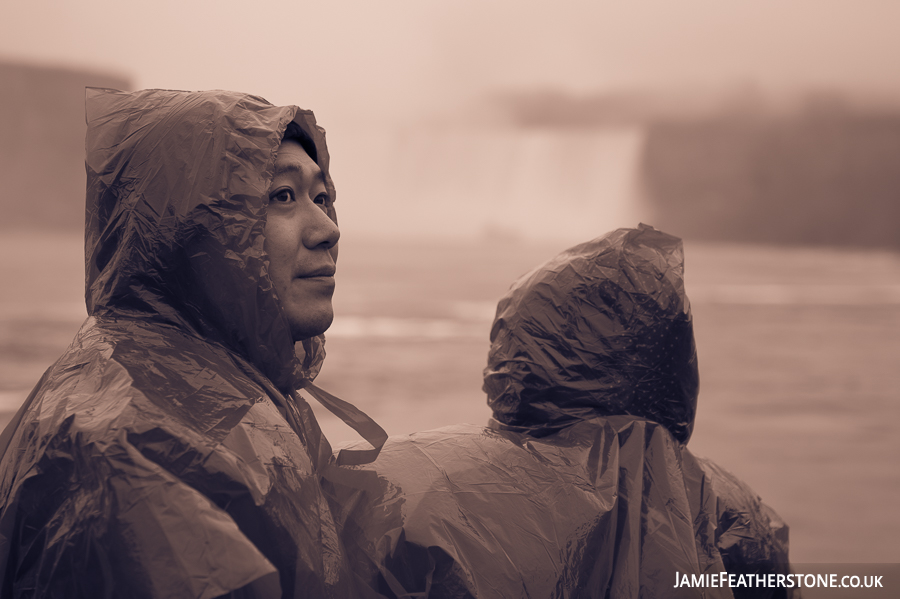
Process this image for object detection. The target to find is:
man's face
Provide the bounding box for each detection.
[265,139,340,341]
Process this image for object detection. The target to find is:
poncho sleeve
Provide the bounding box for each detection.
[695,456,794,599]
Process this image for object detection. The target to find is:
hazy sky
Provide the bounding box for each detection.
[4,0,900,127]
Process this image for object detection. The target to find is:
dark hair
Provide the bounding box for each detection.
[282,121,318,162]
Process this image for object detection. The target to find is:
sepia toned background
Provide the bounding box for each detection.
[2,0,899,577]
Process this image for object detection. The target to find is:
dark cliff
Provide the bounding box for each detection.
[0,60,131,231]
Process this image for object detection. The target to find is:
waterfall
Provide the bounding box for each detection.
[332,124,651,243]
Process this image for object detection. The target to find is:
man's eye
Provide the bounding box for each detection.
[314,193,331,208]
[270,189,294,203]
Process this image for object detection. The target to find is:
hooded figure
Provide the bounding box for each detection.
[327,225,791,599]
[0,88,376,599]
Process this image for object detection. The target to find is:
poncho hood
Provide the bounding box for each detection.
[484,224,699,443]
[84,87,336,392]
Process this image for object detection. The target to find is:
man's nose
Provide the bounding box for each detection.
[301,201,340,250]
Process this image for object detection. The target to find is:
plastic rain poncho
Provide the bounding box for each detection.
[0,88,375,599]
[325,225,792,599]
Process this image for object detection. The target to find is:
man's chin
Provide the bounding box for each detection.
[288,310,335,342]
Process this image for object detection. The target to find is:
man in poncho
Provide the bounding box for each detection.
[0,88,380,598]
[328,225,792,599]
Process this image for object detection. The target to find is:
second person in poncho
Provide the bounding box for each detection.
[326,224,792,599]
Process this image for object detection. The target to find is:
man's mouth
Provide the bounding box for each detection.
[298,266,336,278]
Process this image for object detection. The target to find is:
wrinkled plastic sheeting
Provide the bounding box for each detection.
[0,317,368,598]
[327,418,744,599]
[484,224,699,444]
[697,457,794,599]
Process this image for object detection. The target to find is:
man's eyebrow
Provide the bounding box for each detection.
[273,162,325,183]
